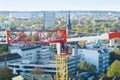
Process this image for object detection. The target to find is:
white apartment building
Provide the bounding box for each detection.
[8,55,80,75]
[9,45,51,64]
[78,45,110,73]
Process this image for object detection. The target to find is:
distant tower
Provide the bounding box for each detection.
[44,11,55,30]
[67,11,71,30]
[43,11,45,30]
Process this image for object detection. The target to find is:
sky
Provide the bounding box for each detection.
[0,0,120,11]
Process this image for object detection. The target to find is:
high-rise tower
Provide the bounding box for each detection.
[44,11,55,30]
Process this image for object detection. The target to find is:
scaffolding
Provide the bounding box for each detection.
[56,55,68,80]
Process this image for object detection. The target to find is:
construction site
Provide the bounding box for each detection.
[0,29,120,80]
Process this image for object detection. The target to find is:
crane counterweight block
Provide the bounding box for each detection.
[109,32,120,39]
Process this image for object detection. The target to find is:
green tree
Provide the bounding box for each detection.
[116,39,120,44]
[0,17,5,22]
[88,64,96,75]
[107,60,120,77]
[77,61,88,72]
[0,66,13,80]
[0,44,9,55]
[110,47,120,64]
[112,47,120,54]
[77,61,96,76]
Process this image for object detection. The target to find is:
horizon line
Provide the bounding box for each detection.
[0,9,120,12]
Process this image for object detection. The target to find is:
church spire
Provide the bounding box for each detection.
[68,11,71,30]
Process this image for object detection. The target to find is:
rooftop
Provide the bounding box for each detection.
[21,45,41,51]
[0,53,22,62]
[12,75,23,80]
[23,74,53,80]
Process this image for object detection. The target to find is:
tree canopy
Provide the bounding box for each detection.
[77,61,88,72]
[107,60,120,77]
[0,44,9,56]
[110,47,120,64]
[88,64,96,75]
[0,66,13,80]
[77,61,96,75]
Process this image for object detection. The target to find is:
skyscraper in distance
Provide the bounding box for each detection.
[44,11,55,29]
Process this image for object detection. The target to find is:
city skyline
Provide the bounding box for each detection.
[0,0,120,11]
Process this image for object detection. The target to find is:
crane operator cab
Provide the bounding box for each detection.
[61,43,72,55]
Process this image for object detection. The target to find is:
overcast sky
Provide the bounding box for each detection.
[0,0,120,11]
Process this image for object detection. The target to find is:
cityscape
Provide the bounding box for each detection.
[0,10,120,80]
[0,1,120,80]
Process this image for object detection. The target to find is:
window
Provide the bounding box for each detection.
[30,57,32,59]
[37,51,40,53]
[26,53,28,56]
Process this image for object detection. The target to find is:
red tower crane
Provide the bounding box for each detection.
[6,30,68,80]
